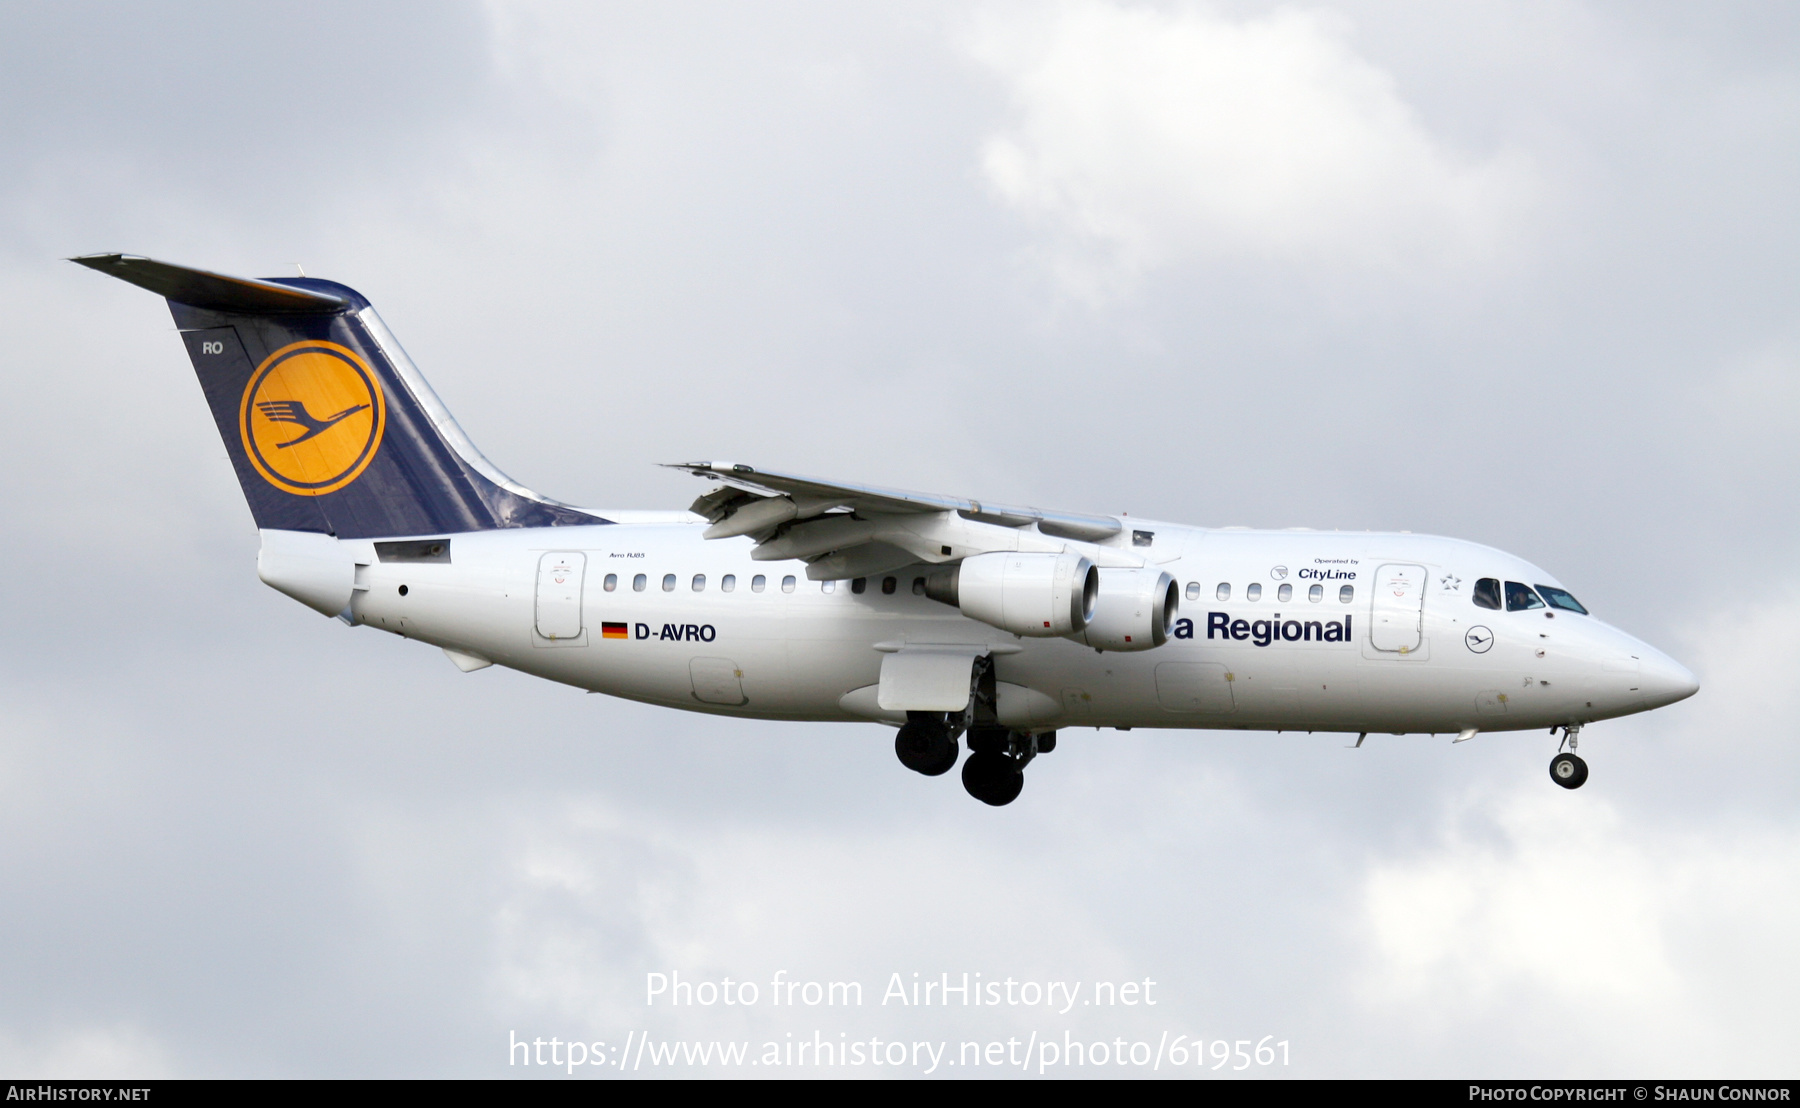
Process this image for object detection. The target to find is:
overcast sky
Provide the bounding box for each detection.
[1,0,1796,1078]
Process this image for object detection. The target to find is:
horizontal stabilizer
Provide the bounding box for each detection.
[69,254,347,314]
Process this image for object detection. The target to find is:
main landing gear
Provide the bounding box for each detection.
[895,712,959,776]
[893,713,1057,806]
[961,727,1054,807]
[890,655,1055,806]
[1549,724,1588,790]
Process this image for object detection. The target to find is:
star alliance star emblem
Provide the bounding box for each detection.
[1441,574,1461,592]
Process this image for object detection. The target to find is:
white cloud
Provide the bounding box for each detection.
[965,1,1535,291]
[1362,790,1682,1009]
[1355,786,1800,1071]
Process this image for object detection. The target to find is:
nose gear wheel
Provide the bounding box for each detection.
[1549,752,1588,789]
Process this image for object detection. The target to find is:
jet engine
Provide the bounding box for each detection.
[1074,568,1178,651]
[924,551,1097,637]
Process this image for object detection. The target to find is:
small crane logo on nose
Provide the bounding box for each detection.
[1465,626,1494,654]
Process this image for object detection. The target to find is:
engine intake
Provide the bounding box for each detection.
[1075,568,1178,652]
[925,551,1097,637]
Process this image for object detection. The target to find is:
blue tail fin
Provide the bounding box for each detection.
[74,254,606,539]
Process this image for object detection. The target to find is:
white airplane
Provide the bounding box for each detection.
[77,254,1699,805]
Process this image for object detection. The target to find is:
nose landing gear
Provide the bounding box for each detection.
[1549,752,1588,788]
[1549,724,1588,789]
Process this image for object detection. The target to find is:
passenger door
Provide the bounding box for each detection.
[535,551,586,641]
[1368,563,1426,654]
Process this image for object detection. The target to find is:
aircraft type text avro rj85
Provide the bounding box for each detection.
[77,255,1699,805]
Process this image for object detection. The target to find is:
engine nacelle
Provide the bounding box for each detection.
[925,551,1097,637]
[1074,568,1178,652]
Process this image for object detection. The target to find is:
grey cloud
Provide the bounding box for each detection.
[0,1,492,255]
[0,0,1795,1077]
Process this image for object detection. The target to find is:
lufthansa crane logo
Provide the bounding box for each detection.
[239,340,385,496]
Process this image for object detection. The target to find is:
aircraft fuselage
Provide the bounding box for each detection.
[334,519,1694,737]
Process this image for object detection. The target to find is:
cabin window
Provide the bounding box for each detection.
[1277,583,1293,602]
[1132,530,1154,547]
[1339,584,1354,603]
[691,574,706,592]
[721,574,736,593]
[1215,583,1230,601]
[851,578,867,594]
[781,575,796,593]
[633,574,647,592]
[821,580,836,594]
[1536,585,1587,614]
[882,576,897,595]
[1505,581,1546,612]
[1473,578,1502,610]
[912,577,927,596]
[1308,583,1323,602]
[751,574,766,593]
[1186,581,1201,600]
[1246,583,1263,601]
[662,574,676,592]
[603,573,618,592]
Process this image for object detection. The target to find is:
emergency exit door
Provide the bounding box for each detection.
[1368,563,1426,653]
[535,551,586,640]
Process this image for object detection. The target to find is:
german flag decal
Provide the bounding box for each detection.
[602,622,629,640]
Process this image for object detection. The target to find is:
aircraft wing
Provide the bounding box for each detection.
[664,461,1133,580]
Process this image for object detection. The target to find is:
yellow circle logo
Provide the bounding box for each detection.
[239,340,386,496]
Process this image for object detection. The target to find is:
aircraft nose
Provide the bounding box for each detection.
[1638,648,1700,708]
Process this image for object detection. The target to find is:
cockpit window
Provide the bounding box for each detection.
[1473,578,1501,610]
[1504,581,1546,611]
[1536,585,1588,615]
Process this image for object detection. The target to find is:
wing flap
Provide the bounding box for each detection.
[666,461,1132,578]
[669,461,962,518]
[669,461,1120,534]
[805,542,919,581]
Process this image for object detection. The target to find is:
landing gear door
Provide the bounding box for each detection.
[1368,563,1426,654]
[877,647,985,713]
[535,551,586,641]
